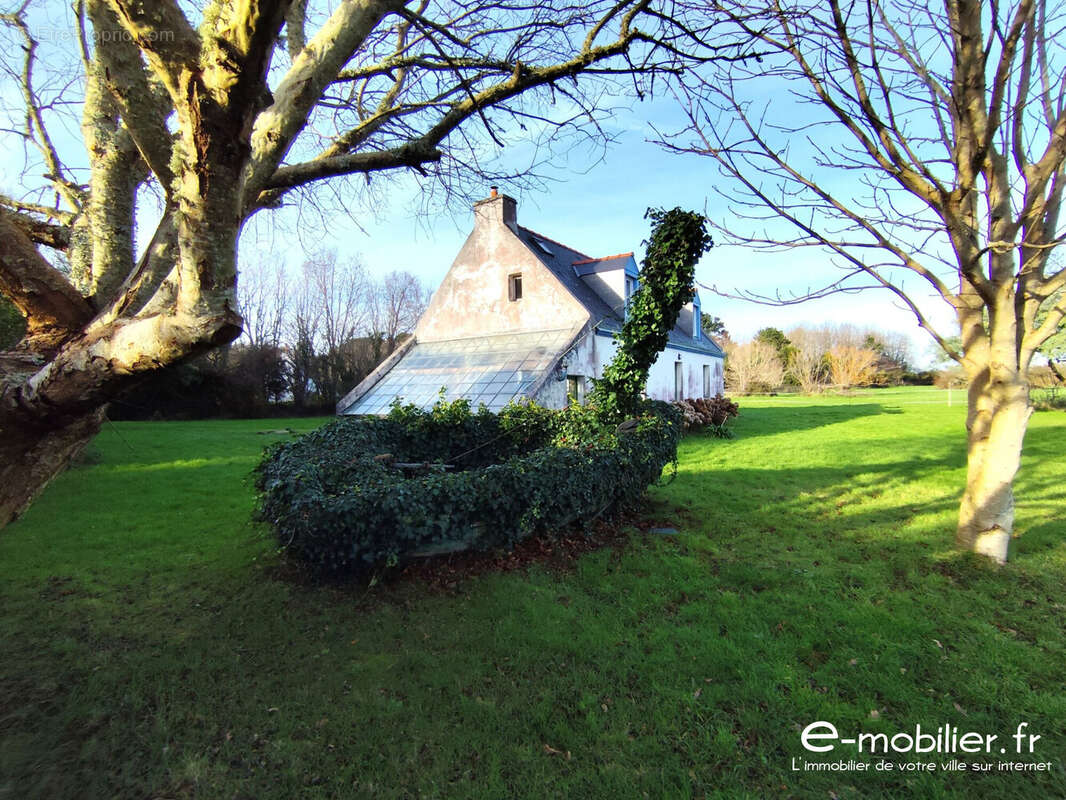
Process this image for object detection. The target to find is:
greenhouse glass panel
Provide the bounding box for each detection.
[342,329,573,415]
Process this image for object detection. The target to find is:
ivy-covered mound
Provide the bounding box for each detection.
[254,399,681,576]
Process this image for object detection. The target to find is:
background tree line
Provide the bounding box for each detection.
[722,323,929,395]
[110,254,430,419]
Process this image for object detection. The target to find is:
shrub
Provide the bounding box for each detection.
[901,370,937,385]
[725,340,784,394]
[254,398,681,576]
[672,394,739,434]
[1032,386,1066,412]
[826,345,878,389]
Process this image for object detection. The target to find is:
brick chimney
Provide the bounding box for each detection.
[473,186,517,231]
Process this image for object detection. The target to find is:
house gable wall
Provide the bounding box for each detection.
[415,198,589,341]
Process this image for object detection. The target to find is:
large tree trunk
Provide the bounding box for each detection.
[956,366,1032,563]
[0,309,241,529]
[0,406,105,526]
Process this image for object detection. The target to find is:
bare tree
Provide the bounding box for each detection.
[872,330,913,373]
[371,269,430,353]
[725,339,784,394]
[238,256,289,350]
[0,0,747,525]
[785,327,827,393]
[224,255,291,405]
[667,0,1066,561]
[786,322,886,352]
[237,253,427,407]
[286,277,320,412]
[302,251,372,406]
[305,253,369,353]
[826,345,877,390]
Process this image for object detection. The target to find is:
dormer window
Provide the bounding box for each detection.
[508,273,523,301]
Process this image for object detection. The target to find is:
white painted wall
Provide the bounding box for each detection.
[600,335,725,402]
[644,348,724,401]
[533,330,725,409]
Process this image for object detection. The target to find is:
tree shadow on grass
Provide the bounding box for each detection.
[714,403,887,440]
[1012,520,1066,560]
[664,424,1065,566]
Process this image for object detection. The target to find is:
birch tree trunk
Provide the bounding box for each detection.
[957,365,1033,563]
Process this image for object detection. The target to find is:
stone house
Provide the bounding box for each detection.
[338,190,725,415]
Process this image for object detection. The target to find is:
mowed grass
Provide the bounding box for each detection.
[1,388,1064,799]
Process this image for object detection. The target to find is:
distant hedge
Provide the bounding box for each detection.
[254,398,682,576]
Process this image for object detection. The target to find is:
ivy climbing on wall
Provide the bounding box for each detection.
[592,208,713,420]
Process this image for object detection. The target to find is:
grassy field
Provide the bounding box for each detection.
[1,387,1064,799]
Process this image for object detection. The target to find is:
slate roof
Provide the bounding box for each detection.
[573,252,634,265]
[595,315,726,358]
[516,226,619,321]
[516,225,724,359]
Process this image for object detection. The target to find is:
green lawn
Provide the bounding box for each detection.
[1,388,1064,799]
